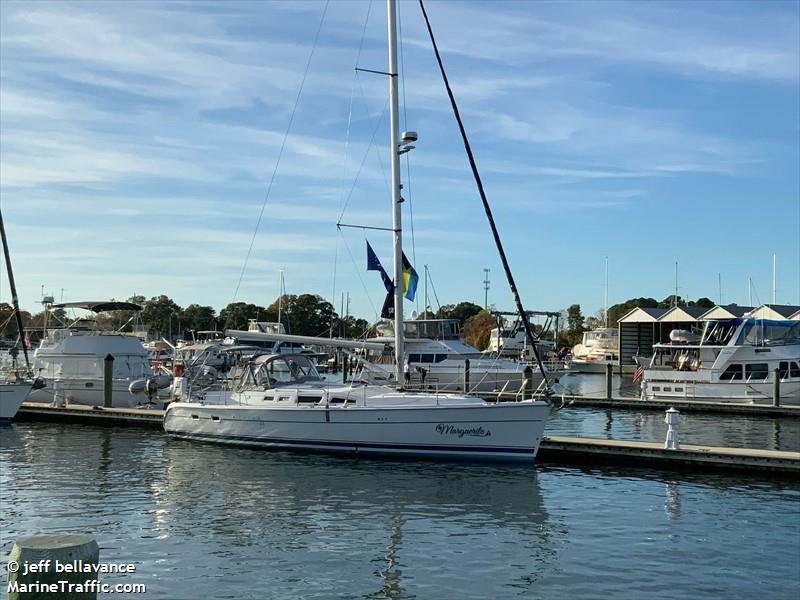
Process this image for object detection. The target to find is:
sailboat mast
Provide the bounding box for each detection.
[0,209,30,370]
[387,0,405,387]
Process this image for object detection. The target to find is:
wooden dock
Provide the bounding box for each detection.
[16,402,164,429]
[14,403,800,477]
[539,436,799,476]
[476,392,800,418]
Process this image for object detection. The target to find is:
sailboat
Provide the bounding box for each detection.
[0,208,38,422]
[163,0,552,461]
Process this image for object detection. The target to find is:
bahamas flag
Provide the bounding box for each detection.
[366,240,418,305]
[401,253,418,301]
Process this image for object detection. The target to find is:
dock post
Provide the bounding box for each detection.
[52,379,65,407]
[605,363,613,400]
[523,365,534,400]
[664,407,680,450]
[7,533,100,599]
[103,354,114,408]
[342,355,348,383]
[463,359,470,392]
[773,368,780,407]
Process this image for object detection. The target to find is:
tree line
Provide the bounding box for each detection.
[0,295,505,350]
[1,293,720,352]
[560,294,716,347]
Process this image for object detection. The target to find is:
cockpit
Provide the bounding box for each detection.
[243,354,323,388]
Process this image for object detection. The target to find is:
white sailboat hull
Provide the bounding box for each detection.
[26,378,161,408]
[164,400,550,462]
[0,383,32,422]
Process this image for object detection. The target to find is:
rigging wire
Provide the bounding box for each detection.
[333,1,373,326]
[337,99,389,224]
[232,0,330,302]
[418,0,551,394]
[338,228,380,321]
[426,266,442,313]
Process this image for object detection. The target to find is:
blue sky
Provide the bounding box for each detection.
[1,0,798,321]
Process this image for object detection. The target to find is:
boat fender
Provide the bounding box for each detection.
[129,379,147,395]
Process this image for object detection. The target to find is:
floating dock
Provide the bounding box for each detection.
[537,395,800,418]
[539,436,799,476]
[13,403,800,477]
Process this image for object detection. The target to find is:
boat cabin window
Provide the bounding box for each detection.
[737,320,800,346]
[779,362,789,378]
[407,353,446,364]
[745,363,769,381]
[719,364,743,381]
[791,362,800,378]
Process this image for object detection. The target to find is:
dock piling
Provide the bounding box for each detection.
[463,359,470,392]
[7,533,100,599]
[52,379,64,408]
[664,407,680,450]
[523,365,533,400]
[605,363,613,400]
[103,354,114,409]
[773,368,781,408]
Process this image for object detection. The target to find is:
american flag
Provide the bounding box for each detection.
[632,366,644,384]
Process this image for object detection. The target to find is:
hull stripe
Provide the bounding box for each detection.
[164,430,536,455]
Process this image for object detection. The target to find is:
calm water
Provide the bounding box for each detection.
[1,423,798,599]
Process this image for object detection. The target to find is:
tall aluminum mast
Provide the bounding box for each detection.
[387,0,404,387]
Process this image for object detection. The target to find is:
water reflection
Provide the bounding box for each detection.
[149,440,556,598]
[547,406,800,452]
[664,481,681,520]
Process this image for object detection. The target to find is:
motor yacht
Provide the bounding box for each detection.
[568,328,619,373]
[641,318,800,404]
[26,301,163,408]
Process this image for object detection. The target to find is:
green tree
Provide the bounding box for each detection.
[436,302,483,326]
[689,297,715,308]
[658,295,685,308]
[266,294,336,336]
[0,303,29,338]
[183,304,217,333]
[335,315,371,339]
[563,304,585,347]
[463,310,496,351]
[218,302,264,331]
[142,295,183,339]
[606,297,659,326]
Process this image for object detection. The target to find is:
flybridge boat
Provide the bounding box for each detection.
[568,328,619,373]
[357,319,563,393]
[163,0,554,462]
[27,301,165,408]
[641,318,800,404]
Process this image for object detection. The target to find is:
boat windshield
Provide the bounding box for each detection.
[701,320,741,345]
[252,354,321,387]
[736,320,800,347]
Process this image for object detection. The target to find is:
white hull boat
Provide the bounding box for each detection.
[165,0,555,464]
[567,357,615,374]
[27,301,168,408]
[164,355,549,462]
[27,378,145,408]
[0,382,31,423]
[642,318,800,405]
[568,327,619,374]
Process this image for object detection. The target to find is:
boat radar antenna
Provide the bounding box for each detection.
[418,0,553,396]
